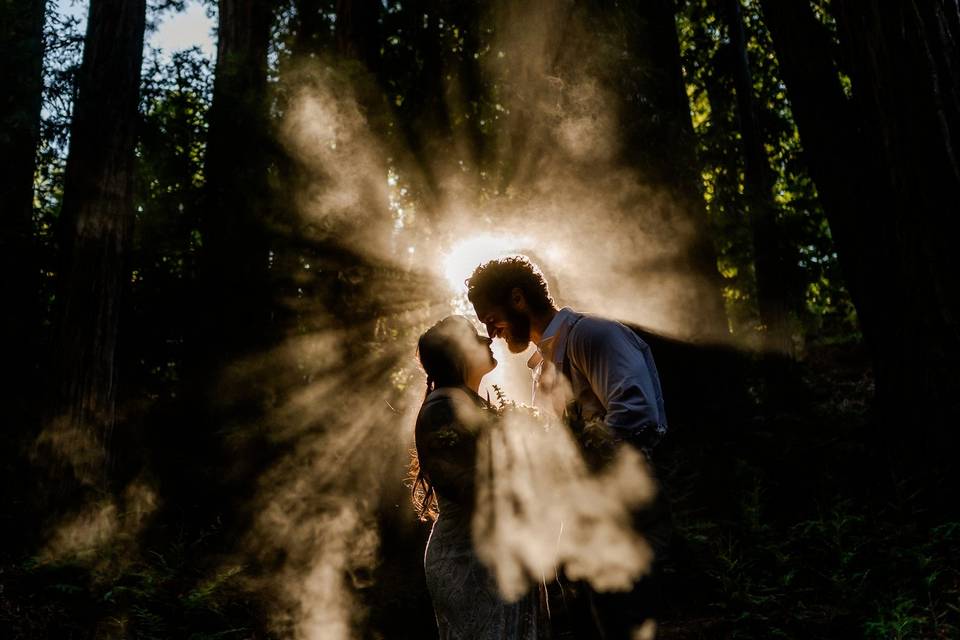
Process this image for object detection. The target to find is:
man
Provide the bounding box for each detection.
[466,255,670,639]
[466,255,667,452]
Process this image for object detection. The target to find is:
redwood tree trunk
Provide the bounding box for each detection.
[292,0,328,58]
[722,0,795,354]
[0,0,45,427]
[334,0,381,65]
[760,0,960,447]
[198,0,276,362]
[757,0,881,341]
[833,0,960,439]
[51,0,146,481]
[622,0,728,337]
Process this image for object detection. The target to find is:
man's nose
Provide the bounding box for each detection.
[484,323,496,338]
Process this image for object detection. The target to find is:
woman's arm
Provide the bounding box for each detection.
[416,394,483,505]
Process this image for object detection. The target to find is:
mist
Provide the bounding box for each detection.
[33,1,717,637]
[14,0,952,636]
[232,1,709,635]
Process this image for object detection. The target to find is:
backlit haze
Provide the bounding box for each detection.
[248,3,715,631]
[38,2,728,638]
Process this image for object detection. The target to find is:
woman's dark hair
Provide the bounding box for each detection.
[410,315,478,521]
[465,255,554,314]
[416,315,476,397]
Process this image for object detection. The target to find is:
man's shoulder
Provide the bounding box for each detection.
[568,313,635,341]
[564,313,645,358]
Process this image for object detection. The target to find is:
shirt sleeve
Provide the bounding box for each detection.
[566,317,667,445]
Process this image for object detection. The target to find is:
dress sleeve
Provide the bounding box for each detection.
[415,396,482,504]
[566,317,667,446]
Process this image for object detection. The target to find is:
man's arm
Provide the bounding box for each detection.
[566,317,667,446]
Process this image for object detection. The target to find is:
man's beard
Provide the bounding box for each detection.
[504,307,532,353]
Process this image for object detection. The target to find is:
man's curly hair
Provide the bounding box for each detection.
[466,255,555,314]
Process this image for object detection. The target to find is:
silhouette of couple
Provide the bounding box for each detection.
[412,256,670,640]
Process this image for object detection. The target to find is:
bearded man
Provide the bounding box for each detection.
[466,255,670,639]
[467,256,667,452]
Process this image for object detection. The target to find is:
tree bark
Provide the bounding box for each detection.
[760,0,960,445]
[757,0,881,343]
[722,0,795,355]
[292,0,329,59]
[382,0,454,199]
[832,0,960,439]
[198,0,276,362]
[0,0,45,427]
[49,0,146,481]
[621,0,729,338]
[335,0,381,66]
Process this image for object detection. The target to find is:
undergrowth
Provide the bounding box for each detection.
[0,522,259,640]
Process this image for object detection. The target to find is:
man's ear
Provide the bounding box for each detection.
[509,287,527,311]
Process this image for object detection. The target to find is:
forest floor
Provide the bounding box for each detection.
[2,340,958,639]
[650,341,960,639]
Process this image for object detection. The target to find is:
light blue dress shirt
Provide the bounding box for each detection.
[531,307,667,446]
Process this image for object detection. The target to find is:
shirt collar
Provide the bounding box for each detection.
[536,307,576,365]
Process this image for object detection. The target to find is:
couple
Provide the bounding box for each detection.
[412,256,669,640]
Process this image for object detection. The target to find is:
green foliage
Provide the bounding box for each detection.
[32,6,85,322]
[676,0,858,344]
[130,45,213,397]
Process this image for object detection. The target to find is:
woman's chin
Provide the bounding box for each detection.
[506,340,528,354]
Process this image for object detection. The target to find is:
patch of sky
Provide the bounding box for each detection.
[53,0,216,61]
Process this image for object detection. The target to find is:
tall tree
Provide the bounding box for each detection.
[760,0,960,445]
[292,0,328,59]
[198,0,277,362]
[757,0,882,347]
[384,0,455,198]
[0,0,46,427]
[50,0,147,481]
[334,0,381,65]
[833,1,960,441]
[493,0,728,336]
[621,0,728,337]
[721,0,795,354]
[159,0,279,526]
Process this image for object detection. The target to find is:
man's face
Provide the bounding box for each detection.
[474,301,532,354]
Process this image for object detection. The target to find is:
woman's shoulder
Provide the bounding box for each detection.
[417,392,457,428]
[417,387,493,433]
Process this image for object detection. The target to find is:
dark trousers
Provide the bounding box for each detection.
[593,494,672,639]
[549,479,673,639]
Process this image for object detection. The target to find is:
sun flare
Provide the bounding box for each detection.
[441,233,532,294]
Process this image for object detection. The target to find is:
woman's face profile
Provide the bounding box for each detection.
[463,329,497,381]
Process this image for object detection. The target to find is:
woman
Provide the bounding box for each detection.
[411,315,545,640]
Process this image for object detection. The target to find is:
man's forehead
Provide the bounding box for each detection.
[473,302,504,320]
